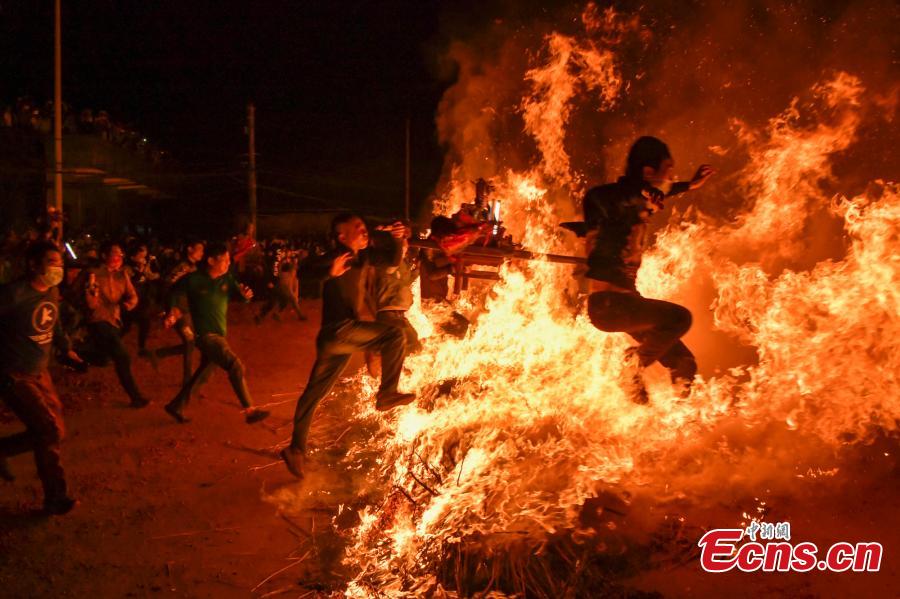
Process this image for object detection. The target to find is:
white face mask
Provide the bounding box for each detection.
[39,266,64,287]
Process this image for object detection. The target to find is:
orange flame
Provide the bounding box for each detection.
[338,70,899,594]
[520,7,634,191]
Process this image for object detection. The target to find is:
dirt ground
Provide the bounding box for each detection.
[1,300,897,598]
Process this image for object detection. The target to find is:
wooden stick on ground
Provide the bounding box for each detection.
[248,461,282,472]
[270,388,305,398]
[254,397,298,409]
[151,526,239,540]
[279,513,312,539]
[250,550,311,593]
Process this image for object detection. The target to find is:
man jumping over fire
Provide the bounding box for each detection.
[281,214,416,479]
[568,136,714,403]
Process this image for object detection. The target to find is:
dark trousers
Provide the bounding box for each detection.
[258,285,304,321]
[376,310,421,355]
[155,316,211,388]
[169,333,252,412]
[290,320,405,453]
[0,371,67,502]
[87,321,144,402]
[588,291,697,384]
[122,302,153,351]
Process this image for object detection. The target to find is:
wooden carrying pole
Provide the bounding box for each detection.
[407,238,586,266]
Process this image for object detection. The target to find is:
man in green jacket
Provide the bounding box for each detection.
[163,243,269,424]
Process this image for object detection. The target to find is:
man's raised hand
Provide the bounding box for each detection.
[330,252,353,278]
[239,283,254,301]
[388,221,409,239]
[689,164,715,190]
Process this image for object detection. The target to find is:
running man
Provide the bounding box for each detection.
[0,241,80,514]
[162,243,269,424]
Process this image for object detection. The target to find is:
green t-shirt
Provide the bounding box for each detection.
[171,270,243,337]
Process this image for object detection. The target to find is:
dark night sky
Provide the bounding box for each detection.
[4,1,897,223]
[1,0,483,216]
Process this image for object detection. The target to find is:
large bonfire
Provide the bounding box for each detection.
[271,3,899,596]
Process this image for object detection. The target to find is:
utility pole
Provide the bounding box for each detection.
[53,0,63,241]
[247,102,258,236]
[404,116,410,221]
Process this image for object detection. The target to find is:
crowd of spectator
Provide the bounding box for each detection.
[2,224,331,295]
[0,220,336,512]
[2,96,167,164]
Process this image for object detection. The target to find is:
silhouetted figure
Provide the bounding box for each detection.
[574,136,714,403]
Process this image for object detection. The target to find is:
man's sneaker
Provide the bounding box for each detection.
[625,371,649,405]
[375,391,416,412]
[58,354,88,373]
[672,377,693,400]
[130,396,151,409]
[280,448,305,479]
[245,409,270,424]
[164,402,189,423]
[43,496,77,516]
[630,380,650,405]
[0,458,14,482]
[622,348,649,405]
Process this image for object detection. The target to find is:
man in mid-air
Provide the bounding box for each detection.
[573,136,714,403]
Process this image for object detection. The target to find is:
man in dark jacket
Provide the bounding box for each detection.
[577,136,714,403]
[0,241,80,514]
[281,214,415,479]
[156,239,207,387]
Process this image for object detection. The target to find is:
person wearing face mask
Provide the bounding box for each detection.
[280,214,416,479]
[73,241,149,408]
[0,241,81,515]
[567,136,714,404]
